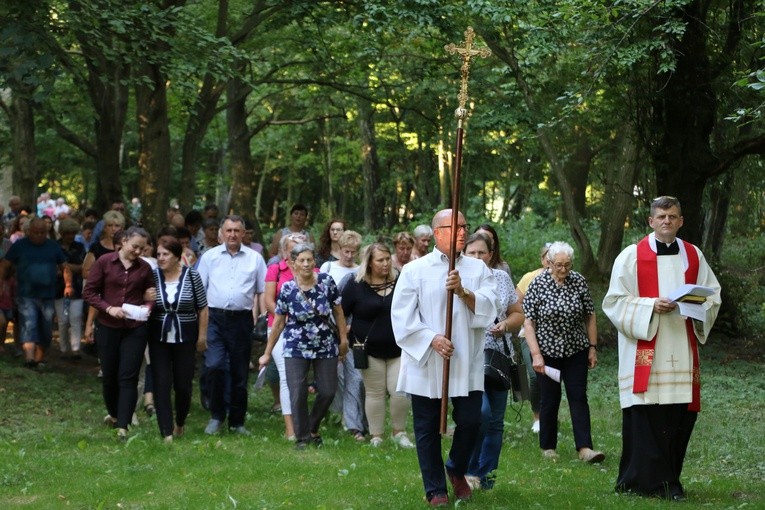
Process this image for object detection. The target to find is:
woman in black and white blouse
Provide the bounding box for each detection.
[522,241,605,464]
[148,237,208,441]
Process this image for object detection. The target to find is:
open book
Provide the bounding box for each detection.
[666,284,716,321]
[667,284,716,304]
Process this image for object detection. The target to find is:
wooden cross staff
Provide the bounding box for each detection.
[440,27,491,435]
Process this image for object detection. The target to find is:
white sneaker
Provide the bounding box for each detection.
[465,475,482,491]
[370,436,384,447]
[392,432,415,449]
[531,420,540,433]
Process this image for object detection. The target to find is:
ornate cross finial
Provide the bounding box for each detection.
[445,26,491,118]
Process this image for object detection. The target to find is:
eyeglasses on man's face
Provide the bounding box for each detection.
[434,223,470,233]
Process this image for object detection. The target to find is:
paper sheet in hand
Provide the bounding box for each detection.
[676,302,706,321]
[121,304,149,321]
[253,366,267,391]
[667,284,715,303]
[544,366,561,383]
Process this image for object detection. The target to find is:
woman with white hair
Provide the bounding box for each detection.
[522,241,605,464]
[411,224,433,259]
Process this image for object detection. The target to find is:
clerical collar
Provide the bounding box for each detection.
[656,239,679,256]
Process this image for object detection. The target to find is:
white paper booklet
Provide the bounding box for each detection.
[667,284,715,303]
[544,366,561,383]
[121,303,150,321]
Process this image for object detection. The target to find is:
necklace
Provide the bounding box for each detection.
[368,279,395,297]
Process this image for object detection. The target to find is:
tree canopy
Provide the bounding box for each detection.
[1,0,764,275]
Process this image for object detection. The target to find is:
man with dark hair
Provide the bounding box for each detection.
[1,217,73,368]
[603,196,722,501]
[184,210,204,254]
[197,215,266,435]
[202,204,220,220]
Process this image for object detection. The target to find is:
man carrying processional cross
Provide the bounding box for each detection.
[391,28,497,507]
[603,195,722,502]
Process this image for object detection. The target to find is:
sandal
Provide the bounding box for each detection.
[350,429,366,442]
[144,403,155,417]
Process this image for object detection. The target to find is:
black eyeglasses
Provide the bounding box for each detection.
[434,224,470,232]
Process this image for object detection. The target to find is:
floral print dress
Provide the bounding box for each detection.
[276,272,341,359]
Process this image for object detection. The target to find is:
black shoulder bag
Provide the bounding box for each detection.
[484,335,514,391]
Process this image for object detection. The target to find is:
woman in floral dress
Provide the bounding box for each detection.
[259,242,349,449]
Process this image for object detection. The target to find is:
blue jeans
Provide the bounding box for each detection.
[17,297,55,347]
[205,309,253,428]
[467,387,508,488]
[411,391,482,500]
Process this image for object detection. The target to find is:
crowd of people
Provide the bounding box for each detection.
[0,193,721,505]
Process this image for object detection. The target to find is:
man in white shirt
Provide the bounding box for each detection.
[603,196,721,501]
[197,215,266,435]
[392,209,497,506]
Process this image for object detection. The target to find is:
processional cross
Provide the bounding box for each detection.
[444,26,492,122]
[439,27,491,434]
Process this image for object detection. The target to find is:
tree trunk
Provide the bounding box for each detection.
[179,76,226,212]
[649,1,719,246]
[9,92,37,206]
[702,171,733,263]
[566,139,593,218]
[178,0,229,212]
[480,31,597,275]
[226,76,263,243]
[89,69,128,212]
[597,130,641,276]
[358,98,382,231]
[135,64,172,236]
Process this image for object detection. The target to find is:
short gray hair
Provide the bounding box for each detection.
[290,242,315,261]
[546,241,574,264]
[280,231,306,252]
[413,224,433,238]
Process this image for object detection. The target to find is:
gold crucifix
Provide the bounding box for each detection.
[445,26,492,119]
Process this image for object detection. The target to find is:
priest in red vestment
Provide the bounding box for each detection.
[603,196,721,501]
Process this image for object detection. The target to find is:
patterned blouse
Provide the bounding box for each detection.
[521,269,594,359]
[276,272,341,359]
[149,266,208,344]
[484,269,518,356]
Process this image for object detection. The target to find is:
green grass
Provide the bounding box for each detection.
[0,341,763,509]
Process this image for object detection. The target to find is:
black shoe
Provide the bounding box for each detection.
[24,360,38,369]
[295,440,309,450]
[311,435,323,448]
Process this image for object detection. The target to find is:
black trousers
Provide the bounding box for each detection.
[149,340,196,437]
[538,348,594,451]
[285,356,338,442]
[617,404,697,499]
[96,322,148,429]
[411,391,482,500]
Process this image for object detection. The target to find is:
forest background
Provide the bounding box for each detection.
[1,0,764,341]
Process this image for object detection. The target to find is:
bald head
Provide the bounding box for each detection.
[432,209,468,254]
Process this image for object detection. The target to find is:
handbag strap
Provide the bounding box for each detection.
[497,331,512,358]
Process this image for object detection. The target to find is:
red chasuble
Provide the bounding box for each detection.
[634,236,701,412]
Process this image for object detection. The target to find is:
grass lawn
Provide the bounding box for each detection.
[0,336,763,509]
